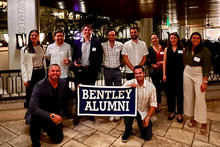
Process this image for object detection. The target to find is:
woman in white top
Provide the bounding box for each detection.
[21,30,46,108]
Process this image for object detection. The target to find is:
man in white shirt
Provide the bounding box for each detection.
[46,30,72,79]
[122,65,157,142]
[122,27,148,80]
[46,30,72,117]
[102,30,123,121]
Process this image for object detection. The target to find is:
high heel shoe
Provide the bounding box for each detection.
[168,112,175,120]
[176,114,184,123]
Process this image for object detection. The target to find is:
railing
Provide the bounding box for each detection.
[0,69,25,100]
[1,67,220,101]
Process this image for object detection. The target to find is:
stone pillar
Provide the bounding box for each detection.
[179,25,186,40]
[137,18,153,47]
[7,0,39,69]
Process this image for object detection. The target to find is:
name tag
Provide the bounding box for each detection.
[178,50,183,54]
[160,51,164,55]
[194,56,200,62]
[92,47,96,51]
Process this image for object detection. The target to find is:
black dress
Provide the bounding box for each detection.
[166,46,184,114]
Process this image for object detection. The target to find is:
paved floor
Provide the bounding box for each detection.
[0,108,220,147]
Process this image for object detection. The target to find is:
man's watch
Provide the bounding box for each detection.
[50,113,55,119]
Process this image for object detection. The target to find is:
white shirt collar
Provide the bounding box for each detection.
[134,79,147,88]
[80,35,92,42]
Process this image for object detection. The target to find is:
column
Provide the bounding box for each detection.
[7,0,39,69]
[137,18,153,47]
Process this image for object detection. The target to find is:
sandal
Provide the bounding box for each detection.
[200,124,207,135]
[187,117,197,127]
[176,114,184,123]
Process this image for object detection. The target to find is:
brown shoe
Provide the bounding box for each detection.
[200,124,207,135]
[187,117,197,127]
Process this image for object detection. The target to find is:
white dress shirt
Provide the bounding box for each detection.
[122,39,148,73]
[46,42,72,78]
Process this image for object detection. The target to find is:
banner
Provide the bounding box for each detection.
[77,85,137,116]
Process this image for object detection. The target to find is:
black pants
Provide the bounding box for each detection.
[167,75,183,114]
[25,68,45,108]
[124,112,153,141]
[74,67,96,120]
[126,73,134,80]
[150,70,167,104]
[30,116,63,147]
[60,78,73,117]
[74,67,96,86]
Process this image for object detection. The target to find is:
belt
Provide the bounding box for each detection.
[33,66,44,70]
[104,67,120,70]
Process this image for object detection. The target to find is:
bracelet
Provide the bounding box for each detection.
[203,80,208,84]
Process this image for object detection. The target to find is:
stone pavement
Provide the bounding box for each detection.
[0,109,220,147]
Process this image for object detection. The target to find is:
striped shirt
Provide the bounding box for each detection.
[123,79,157,119]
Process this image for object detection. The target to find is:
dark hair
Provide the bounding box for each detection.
[53,30,64,37]
[26,30,40,53]
[130,27,139,32]
[188,32,203,54]
[150,33,159,39]
[167,32,182,49]
[134,65,144,72]
[82,24,92,30]
[107,30,116,35]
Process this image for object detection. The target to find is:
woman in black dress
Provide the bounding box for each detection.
[163,32,184,123]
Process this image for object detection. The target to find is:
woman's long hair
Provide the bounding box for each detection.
[26,30,40,53]
[188,32,203,54]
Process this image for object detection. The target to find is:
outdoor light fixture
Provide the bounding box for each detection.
[16,34,26,49]
[3,34,8,43]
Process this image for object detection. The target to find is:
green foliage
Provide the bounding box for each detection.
[40,6,138,44]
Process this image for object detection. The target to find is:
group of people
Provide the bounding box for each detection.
[20,24,211,146]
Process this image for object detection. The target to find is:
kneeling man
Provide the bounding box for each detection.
[27,64,73,147]
[122,65,157,142]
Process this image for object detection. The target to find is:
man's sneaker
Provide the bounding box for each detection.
[121,131,130,143]
[115,116,120,120]
[109,116,114,121]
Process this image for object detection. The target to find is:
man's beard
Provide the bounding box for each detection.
[131,35,138,40]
